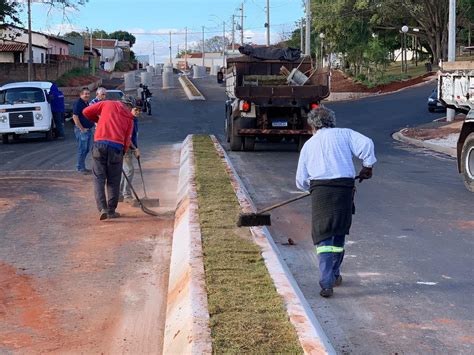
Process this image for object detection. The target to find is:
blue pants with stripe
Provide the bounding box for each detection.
[316,235,345,289]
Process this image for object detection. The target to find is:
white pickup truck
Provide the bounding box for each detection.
[0,81,55,144]
[438,61,474,191]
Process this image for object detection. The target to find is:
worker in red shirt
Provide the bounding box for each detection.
[83,96,136,221]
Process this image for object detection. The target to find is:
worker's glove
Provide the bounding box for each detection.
[358,167,373,183]
[133,148,141,159]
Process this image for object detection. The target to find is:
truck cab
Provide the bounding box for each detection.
[0,81,54,144]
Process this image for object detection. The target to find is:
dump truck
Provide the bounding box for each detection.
[438,61,474,191]
[224,54,330,151]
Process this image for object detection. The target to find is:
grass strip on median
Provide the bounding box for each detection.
[193,135,303,354]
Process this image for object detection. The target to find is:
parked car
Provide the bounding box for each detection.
[0,81,55,143]
[428,88,445,112]
[105,89,124,101]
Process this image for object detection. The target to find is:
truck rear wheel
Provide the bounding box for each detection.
[230,118,242,151]
[461,133,474,192]
[243,137,255,151]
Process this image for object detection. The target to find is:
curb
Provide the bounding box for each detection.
[210,135,336,355]
[326,76,436,103]
[392,130,457,158]
[178,76,206,101]
[163,136,212,354]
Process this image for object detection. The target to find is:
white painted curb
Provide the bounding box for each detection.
[392,130,457,158]
[163,136,212,355]
[210,135,336,355]
[178,76,206,101]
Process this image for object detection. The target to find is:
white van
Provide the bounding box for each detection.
[0,81,55,144]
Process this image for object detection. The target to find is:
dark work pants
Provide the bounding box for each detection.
[316,235,346,289]
[92,143,124,213]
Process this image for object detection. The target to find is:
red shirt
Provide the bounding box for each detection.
[83,101,134,151]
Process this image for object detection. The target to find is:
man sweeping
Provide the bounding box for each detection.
[83,97,135,221]
[296,106,376,298]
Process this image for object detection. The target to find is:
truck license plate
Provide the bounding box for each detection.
[272,120,288,127]
[14,129,28,134]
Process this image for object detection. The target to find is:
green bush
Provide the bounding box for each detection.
[55,67,90,86]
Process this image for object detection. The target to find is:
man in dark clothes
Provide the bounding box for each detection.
[72,88,93,174]
[296,106,377,298]
[82,97,135,221]
[49,83,65,139]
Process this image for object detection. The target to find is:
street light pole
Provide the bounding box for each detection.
[240,2,244,46]
[27,0,33,81]
[319,33,325,68]
[185,27,188,70]
[266,0,270,46]
[169,31,172,64]
[223,21,226,67]
[231,15,235,51]
[401,25,409,74]
[447,0,456,122]
[304,0,311,56]
[202,26,205,67]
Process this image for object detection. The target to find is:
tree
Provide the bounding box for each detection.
[192,35,230,53]
[109,30,136,47]
[374,0,473,63]
[63,31,83,38]
[0,0,21,31]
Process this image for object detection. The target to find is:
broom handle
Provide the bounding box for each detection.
[257,193,310,214]
[257,176,360,214]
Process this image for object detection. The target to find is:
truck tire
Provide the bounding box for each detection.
[461,133,474,192]
[45,125,54,141]
[2,134,9,144]
[243,136,255,151]
[230,118,242,151]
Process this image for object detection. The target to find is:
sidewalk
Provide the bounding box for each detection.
[393,115,466,157]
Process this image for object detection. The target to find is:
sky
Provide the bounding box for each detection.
[19,0,305,63]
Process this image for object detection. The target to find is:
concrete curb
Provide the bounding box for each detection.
[326,76,436,103]
[163,136,212,354]
[392,130,457,158]
[210,135,336,355]
[178,76,206,101]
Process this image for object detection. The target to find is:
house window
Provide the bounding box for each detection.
[60,48,63,55]
[41,53,44,63]
[13,52,21,63]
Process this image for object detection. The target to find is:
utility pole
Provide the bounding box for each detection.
[153,41,156,66]
[266,0,270,46]
[169,31,172,64]
[447,0,456,122]
[202,26,205,67]
[305,0,311,56]
[300,19,304,52]
[223,21,226,67]
[240,2,244,46]
[27,0,33,81]
[185,27,188,70]
[231,15,235,51]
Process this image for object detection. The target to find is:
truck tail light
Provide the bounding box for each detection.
[242,101,251,112]
[310,103,319,110]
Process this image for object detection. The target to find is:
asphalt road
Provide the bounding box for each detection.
[1,74,472,353]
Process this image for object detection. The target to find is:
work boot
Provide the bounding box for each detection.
[99,209,108,221]
[108,211,121,219]
[335,275,343,287]
[320,288,334,298]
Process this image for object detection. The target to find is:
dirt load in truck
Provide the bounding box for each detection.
[224,46,330,151]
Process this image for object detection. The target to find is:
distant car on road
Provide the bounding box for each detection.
[105,89,124,101]
[428,88,445,112]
